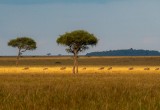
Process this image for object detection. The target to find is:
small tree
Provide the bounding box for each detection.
[8,37,37,66]
[57,30,98,74]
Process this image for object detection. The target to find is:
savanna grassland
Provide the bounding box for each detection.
[1,56,160,66]
[0,56,160,74]
[1,74,160,110]
[0,56,160,110]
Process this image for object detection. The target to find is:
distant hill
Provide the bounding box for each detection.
[86,48,160,56]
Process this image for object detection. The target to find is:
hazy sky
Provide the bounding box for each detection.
[1,0,160,56]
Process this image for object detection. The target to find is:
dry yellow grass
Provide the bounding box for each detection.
[1,73,160,110]
[0,56,160,74]
[1,56,160,109]
[0,66,159,74]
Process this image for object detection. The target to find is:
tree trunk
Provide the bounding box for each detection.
[75,53,78,74]
[73,50,79,74]
[16,49,21,66]
[73,53,76,74]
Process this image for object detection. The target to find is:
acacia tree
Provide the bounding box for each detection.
[8,37,37,66]
[57,30,98,74]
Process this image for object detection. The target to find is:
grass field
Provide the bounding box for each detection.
[0,56,160,110]
[1,73,160,110]
[0,56,160,74]
[0,56,160,67]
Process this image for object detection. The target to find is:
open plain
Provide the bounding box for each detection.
[0,56,160,74]
[0,56,160,110]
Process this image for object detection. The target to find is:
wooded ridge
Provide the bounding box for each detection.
[86,48,160,56]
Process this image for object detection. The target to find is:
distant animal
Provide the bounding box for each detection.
[23,67,29,70]
[43,68,48,70]
[128,67,134,70]
[60,67,66,70]
[108,67,112,70]
[155,68,160,70]
[55,62,61,64]
[144,67,150,70]
[99,67,105,70]
[82,67,86,70]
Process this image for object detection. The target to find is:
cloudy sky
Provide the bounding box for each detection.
[1,0,160,56]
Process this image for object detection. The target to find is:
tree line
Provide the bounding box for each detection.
[6,30,98,74]
[86,48,160,56]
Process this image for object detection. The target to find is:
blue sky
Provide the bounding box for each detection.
[0,0,108,4]
[1,0,160,56]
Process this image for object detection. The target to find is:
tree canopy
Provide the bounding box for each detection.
[8,37,36,51]
[57,30,98,54]
[57,30,98,74]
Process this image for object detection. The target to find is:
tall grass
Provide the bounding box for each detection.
[1,73,160,110]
